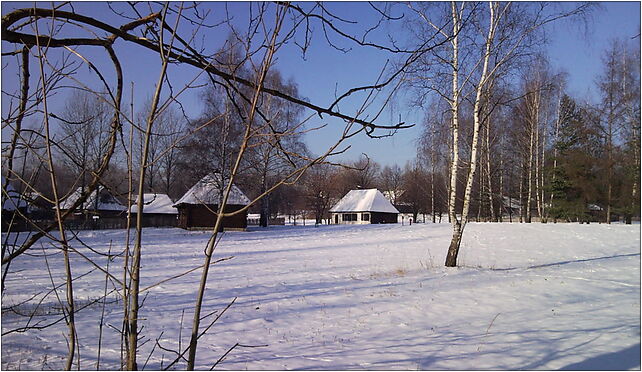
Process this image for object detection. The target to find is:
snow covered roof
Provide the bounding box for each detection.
[588,204,604,211]
[330,189,399,213]
[173,173,250,207]
[59,187,126,211]
[2,177,27,211]
[130,193,178,214]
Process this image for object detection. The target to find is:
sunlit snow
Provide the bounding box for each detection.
[2,222,639,370]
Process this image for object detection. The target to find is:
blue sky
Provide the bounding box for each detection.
[2,2,640,168]
[545,2,640,100]
[276,2,641,167]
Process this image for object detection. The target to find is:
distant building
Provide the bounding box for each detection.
[330,189,399,224]
[173,173,250,230]
[2,177,28,231]
[130,193,178,227]
[55,186,127,229]
[25,192,54,220]
[59,186,126,218]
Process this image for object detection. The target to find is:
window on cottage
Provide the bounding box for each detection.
[362,213,370,221]
[342,213,358,221]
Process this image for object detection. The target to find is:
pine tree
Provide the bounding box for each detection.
[548,95,592,222]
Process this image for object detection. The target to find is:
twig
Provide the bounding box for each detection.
[142,331,164,370]
[209,343,268,370]
[96,241,112,370]
[477,312,501,352]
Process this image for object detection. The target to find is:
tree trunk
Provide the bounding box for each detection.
[526,120,535,223]
[446,1,496,266]
[526,112,535,223]
[550,94,561,215]
[485,116,495,222]
[260,170,269,227]
[128,33,171,369]
[447,1,461,254]
[498,152,503,222]
[533,88,542,220]
[519,161,524,223]
[606,112,613,224]
[431,126,436,223]
[540,106,547,222]
[445,220,462,267]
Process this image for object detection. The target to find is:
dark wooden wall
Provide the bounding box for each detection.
[129,213,178,228]
[177,204,247,230]
[371,212,398,224]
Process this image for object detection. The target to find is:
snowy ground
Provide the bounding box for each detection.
[2,222,640,370]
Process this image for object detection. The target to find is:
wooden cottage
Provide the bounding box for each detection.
[330,189,399,224]
[60,187,126,216]
[2,177,28,231]
[59,186,127,229]
[173,173,250,231]
[130,193,178,227]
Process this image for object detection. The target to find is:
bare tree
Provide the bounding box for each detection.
[134,100,186,195]
[596,38,639,223]
[400,161,430,222]
[343,155,382,192]
[56,90,113,189]
[303,163,340,224]
[379,164,404,204]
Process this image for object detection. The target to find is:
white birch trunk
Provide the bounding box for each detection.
[446,1,496,266]
[445,1,462,266]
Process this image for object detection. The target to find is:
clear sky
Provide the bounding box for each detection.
[2,2,640,168]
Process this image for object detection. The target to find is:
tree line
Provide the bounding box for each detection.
[414,39,640,226]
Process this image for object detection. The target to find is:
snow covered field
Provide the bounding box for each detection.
[2,222,640,370]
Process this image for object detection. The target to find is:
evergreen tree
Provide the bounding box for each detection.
[548,95,595,222]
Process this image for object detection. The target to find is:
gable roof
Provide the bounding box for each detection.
[173,173,250,207]
[329,189,399,213]
[130,193,178,214]
[59,187,126,211]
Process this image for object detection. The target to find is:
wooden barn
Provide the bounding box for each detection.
[330,188,399,225]
[60,187,126,217]
[59,186,127,229]
[173,173,250,231]
[2,177,28,232]
[130,193,178,227]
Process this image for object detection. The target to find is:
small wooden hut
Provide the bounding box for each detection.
[130,193,178,227]
[59,186,127,229]
[330,189,399,224]
[2,177,28,231]
[173,173,250,231]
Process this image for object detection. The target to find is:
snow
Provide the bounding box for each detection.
[330,189,399,213]
[173,173,250,207]
[2,222,640,370]
[130,193,178,214]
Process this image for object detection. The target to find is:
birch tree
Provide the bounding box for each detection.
[596,38,640,223]
[440,2,592,266]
